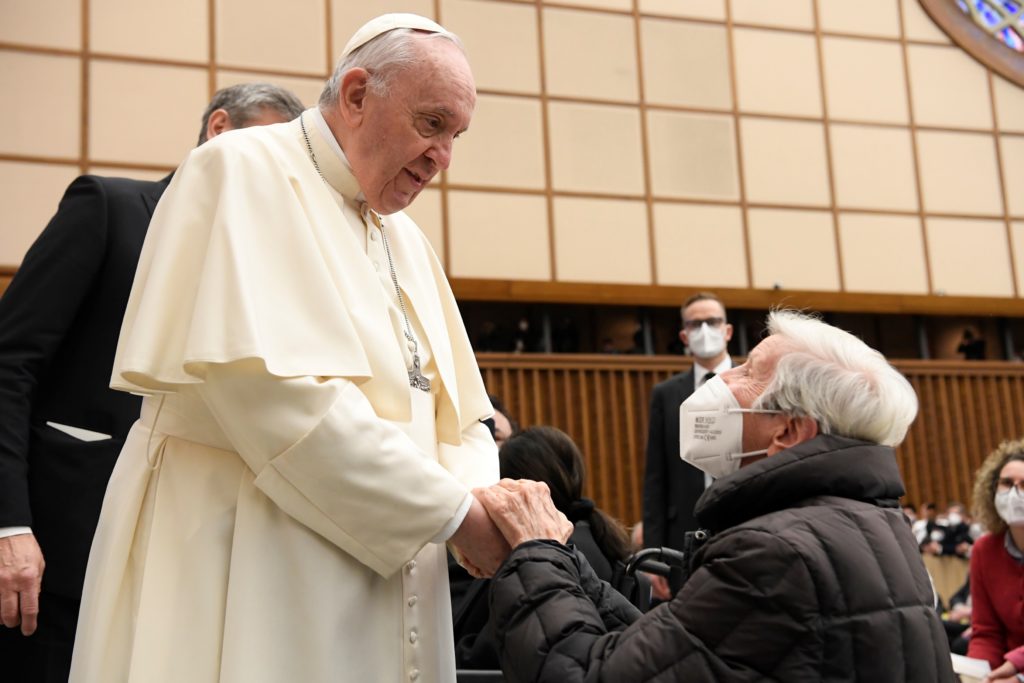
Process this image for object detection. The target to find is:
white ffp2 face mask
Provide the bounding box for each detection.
[995,487,1024,526]
[679,375,782,479]
[687,323,726,359]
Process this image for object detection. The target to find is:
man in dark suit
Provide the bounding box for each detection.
[0,82,304,683]
[642,292,733,595]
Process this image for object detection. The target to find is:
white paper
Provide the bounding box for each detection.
[951,653,991,678]
[46,421,112,442]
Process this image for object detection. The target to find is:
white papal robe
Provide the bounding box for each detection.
[69,110,498,683]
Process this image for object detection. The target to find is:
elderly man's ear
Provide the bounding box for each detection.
[768,414,819,455]
[338,68,371,125]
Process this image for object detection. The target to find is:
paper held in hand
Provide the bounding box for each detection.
[951,653,991,683]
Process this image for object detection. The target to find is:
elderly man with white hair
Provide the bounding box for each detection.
[478,310,957,683]
[69,13,505,683]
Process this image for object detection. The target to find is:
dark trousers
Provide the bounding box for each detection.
[0,591,78,683]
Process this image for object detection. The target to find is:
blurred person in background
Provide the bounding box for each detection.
[967,440,1024,682]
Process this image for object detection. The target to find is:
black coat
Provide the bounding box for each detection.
[0,174,169,600]
[490,434,956,683]
[642,367,706,550]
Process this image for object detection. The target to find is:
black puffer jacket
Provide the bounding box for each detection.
[489,434,956,682]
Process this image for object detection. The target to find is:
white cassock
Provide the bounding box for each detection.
[69,109,498,683]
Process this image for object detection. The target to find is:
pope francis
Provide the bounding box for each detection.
[69,14,506,683]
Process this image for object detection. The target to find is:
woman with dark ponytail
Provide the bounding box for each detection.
[452,426,641,670]
[498,426,631,582]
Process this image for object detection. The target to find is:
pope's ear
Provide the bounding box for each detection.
[769,414,818,454]
[338,68,371,126]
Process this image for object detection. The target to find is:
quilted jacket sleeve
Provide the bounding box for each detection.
[490,531,822,683]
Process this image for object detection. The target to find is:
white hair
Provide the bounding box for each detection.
[752,310,919,447]
[318,28,463,109]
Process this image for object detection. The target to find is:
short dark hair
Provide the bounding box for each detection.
[197,82,305,145]
[681,291,726,319]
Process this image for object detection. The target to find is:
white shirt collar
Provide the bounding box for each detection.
[694,356,731,386]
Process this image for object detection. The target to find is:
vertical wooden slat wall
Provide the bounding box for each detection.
[479,354,1024,526]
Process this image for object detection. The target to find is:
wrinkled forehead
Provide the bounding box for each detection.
[748,334,794,376]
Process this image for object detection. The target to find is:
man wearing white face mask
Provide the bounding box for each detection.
[476,310,956,683]
[642,293,732,566]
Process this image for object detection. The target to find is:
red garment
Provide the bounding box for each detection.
[968,531,1024,670]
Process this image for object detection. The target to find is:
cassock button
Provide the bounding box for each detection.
[406,560,417,573]
[408,595,418,607]
[370,231,378,241]
[373,260,381,271]
[409,629,418,644]
[409,669,420,681]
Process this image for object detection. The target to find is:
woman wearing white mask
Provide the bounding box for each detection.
[967,441,1024,682]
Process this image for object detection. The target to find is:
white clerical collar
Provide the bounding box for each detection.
[310,107,367,203]
[694,356,731,386]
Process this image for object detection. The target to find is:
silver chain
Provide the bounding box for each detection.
[300,114,429,390]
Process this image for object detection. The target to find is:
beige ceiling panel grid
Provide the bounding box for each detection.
[838,213,928,294]
[815,0,900,39]
[907,44,993,130]
[733,27,822,117]
[442,0,540,94]
[740,117,831,207]
[730,0,815,30]
[91,0,208,62]
[926,217,1014,297]
[652,203,747,288]
[553,196,650,284]
[747,208,840,291]
[999,136,1024,217]
[89,60,208,166]
[0,161,80,265]
[993,76,1024,133]
[915,130,1003,216]
[638,0,725,21]
[0,0,81,49]
[640,17,732,110]
[829,124,918,212]
[448,191,550,280]
[821,36,908,124]
[542,7,638,103]
[1012,222,1024,296]
[217,0,326,73]
[446,94,546,190]
[0,51,80,159]
[547,101,645,195]
[901,0,952,43]
[646,110,739,201]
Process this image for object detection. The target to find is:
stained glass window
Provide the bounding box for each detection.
[921,0,1024,87]
[955,0,1024,52]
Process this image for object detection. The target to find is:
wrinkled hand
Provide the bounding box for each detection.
[984,660,1019,683]
[449,496,511,579]
[474,479,573,550]
[0,533,45,636]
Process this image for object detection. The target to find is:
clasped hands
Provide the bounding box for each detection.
[449,479,573,578]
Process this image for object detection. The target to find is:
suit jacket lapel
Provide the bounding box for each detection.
[141,173,174,217]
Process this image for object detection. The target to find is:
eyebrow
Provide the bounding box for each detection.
[432,106,470,135]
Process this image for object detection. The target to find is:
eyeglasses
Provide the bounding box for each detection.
[997,477,1024,491]
[682,317,725,331]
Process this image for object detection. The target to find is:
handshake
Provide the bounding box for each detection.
[449,479,574,579]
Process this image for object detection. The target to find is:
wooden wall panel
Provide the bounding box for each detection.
[479,354,1024,526]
